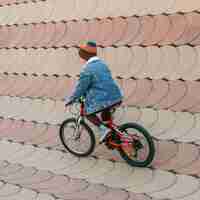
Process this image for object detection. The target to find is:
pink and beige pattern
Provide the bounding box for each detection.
[0,0,200,199]
[1,46,200,80]
[0,12,200,47]
[0,0,200,23]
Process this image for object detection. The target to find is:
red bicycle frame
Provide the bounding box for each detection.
[79,99,139,149]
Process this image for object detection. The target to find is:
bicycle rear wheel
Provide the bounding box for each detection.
[118,123,155,167]
[59,118,96,157]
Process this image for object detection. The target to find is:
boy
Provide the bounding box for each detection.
[65,41,123,142]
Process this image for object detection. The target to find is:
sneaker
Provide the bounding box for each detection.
[99,125,110,143]
[109,149,120,162]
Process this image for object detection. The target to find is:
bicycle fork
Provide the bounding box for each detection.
[74,116,83,140]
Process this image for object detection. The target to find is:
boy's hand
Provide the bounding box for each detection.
[65,101,73,107]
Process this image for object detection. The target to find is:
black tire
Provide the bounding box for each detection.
[59,118,96,157]
[118,123,155,167]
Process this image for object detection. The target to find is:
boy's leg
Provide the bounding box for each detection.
[86,106,112,126]
[101,108,122,161]
[87,112,119,160]
[86,102,122,142]
[87,101,122,125]
[101,108,112,122]
[86,113,111,142]
[101,102,130,161]
[101,101,122,122]
[86,114,102,126]
[87,109,121,160]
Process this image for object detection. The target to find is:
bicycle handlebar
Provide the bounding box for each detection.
[78,96,85,103]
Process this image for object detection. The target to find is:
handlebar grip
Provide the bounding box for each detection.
[79,96,85,103]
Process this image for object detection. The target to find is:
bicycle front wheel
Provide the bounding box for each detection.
[59,118,96,157]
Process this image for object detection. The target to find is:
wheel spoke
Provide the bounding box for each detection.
[118,123,155,167]
[60,119,95,156]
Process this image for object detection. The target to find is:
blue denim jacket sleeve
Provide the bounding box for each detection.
[68,67,92,102]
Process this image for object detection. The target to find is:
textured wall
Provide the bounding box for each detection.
[0,0,199,199]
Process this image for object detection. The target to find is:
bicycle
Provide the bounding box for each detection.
[59,97,155,167]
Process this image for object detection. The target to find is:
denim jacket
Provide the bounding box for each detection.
[67,57,123,114]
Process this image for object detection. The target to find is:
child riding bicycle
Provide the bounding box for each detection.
[65,41,123,143]
[63,41,155,166]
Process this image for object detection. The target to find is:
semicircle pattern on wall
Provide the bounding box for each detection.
[0,0,200,199]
